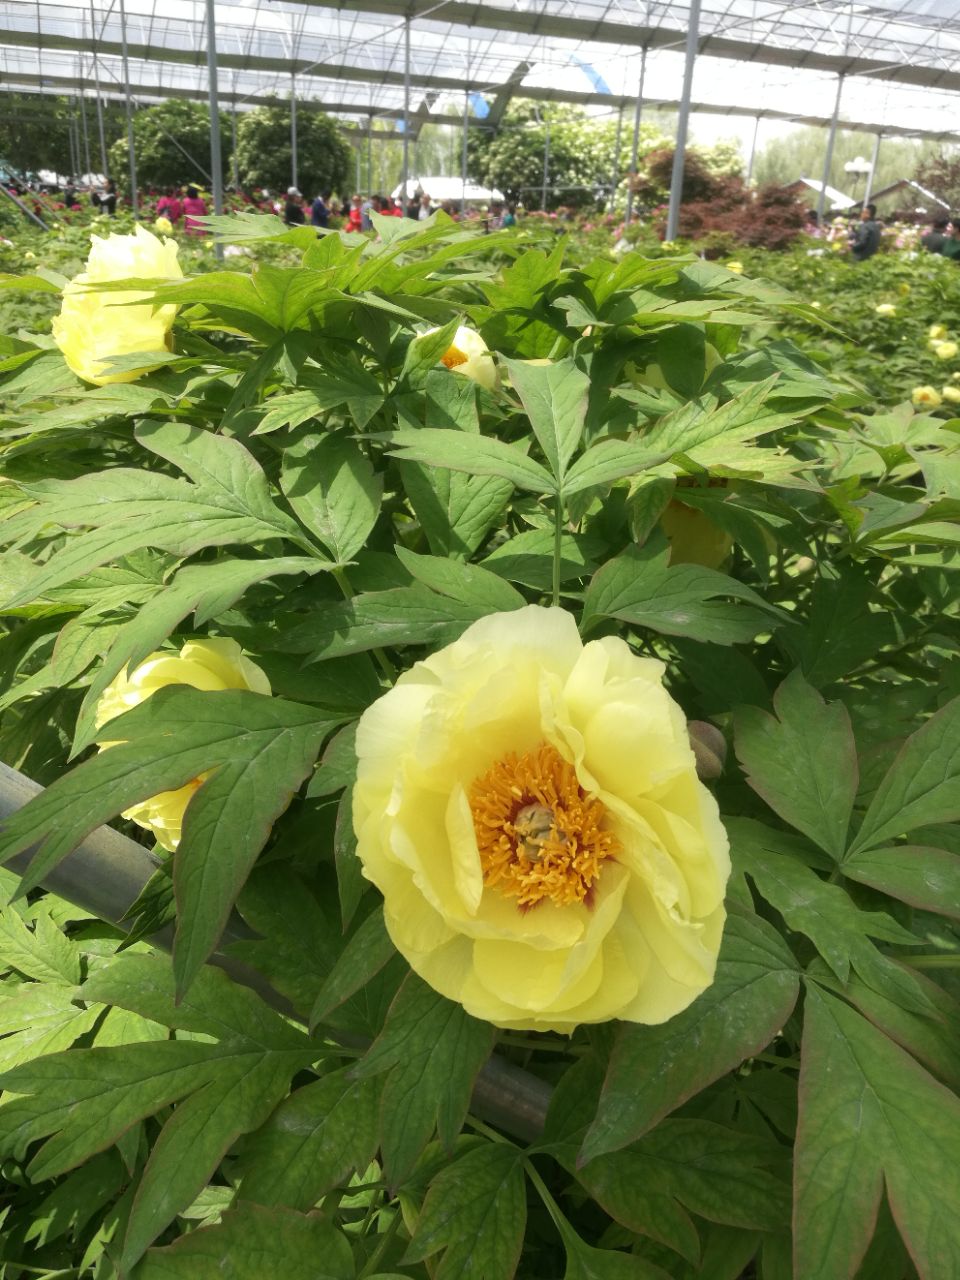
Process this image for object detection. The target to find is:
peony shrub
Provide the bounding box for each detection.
[0,215,956,1279]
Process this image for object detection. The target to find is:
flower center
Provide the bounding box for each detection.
[469,742,618,909]
[441,344,469,369]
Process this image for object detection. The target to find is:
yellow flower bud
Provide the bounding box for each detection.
[874,303,896,317]
[425,324,499,392]
[52,225,183,385]
[154,215,174,235]
[726,260,744,274]
[95,639,271,851]
[929,324,947,340]
[659,500,733,570]
[941,385,960,404]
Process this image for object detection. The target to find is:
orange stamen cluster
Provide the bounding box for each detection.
[469,742,618,908]
[441,345,469,369]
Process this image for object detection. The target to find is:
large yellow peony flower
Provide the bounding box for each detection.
[95,638,271,852]
[352,607,730,1031]
[935,341,958,360]
[425,325,499,392]
[52,225,182,386]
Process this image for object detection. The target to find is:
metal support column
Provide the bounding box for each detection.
[90,0,109,178]
[204,0,224,260]
[624,47,647,228]
[745,114,760,184]
[461,88,469,216]
[231,73,239,189]
[118,0,138,215]
[79,82,92,181]
[817,74,844,225]
[67,101,78,180]
[541,113,550,211]
[665,0,702,242]
[402,16,411,190]
[610,104,624,210]
[367,115,374,192]
[290,75,298,192]
[864,132,881,207]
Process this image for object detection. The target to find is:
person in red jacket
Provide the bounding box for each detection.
[156,187,182,224]
[346,194,364,232]
[182,185,208,235]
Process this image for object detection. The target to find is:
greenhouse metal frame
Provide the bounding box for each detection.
[2,1,960,250]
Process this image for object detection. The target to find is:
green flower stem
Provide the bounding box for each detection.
[333,567,397,683]
[899,953,960,969]
[552,491,563,608]
[356,1208,403,1279]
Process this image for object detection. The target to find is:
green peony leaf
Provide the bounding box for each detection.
[581,541,788,645]
[734,671,858,860]
[279,431,384,563]
[794,985,960,1279]
[404,1141,527,1280]
[232,1067,382,1211]
[581,909,800,1161]
[131,1203,355,1279]
[353,974,496,1187]
[842,844,960,919]
[504,355,589,485]
[0,688,340,996]
[848,695,960,854]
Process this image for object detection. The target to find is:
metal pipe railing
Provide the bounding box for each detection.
[0,762,552,1141]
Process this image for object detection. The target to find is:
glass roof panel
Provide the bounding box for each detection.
[2,0,960,142]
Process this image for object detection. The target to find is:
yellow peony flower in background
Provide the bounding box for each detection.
[52,225,182,386]
[935,341,958,360]
[154,215,173,235]
[726,261,744,274]
[929,324,947,340]
[660,500,733,570]
[95,638,271,852]
[912,385,942,408]
[425,324,499,392]
[874,303,896,317]
[353,606,730,1031]
[897,282,910,296]
[942,385,960,404]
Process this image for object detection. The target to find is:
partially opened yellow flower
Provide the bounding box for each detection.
[52,224,182,386]
[929,324,947,340]
[425,324,499,392]
[874,303,896,317]
[353,607,730,1031]
[942,385,960,404]
[95,638,271,852]
[935,341,958,360]
[154,215,173,235]
[912,385,942,408]
[726,261,744,274]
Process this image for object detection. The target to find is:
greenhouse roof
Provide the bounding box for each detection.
[3,0,960,143]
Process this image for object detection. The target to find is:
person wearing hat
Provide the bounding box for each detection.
[284,186,306,225]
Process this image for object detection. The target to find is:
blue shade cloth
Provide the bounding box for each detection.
[570,56,612,95]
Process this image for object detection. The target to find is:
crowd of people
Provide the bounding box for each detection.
[6,173,521,236]
[279,187,518,232]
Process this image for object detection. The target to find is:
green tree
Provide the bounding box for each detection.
[0,93,96,180]
[108,100,230,194]
[235,100,350,199]
[753,126,936,201]
[466,102,616,210]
